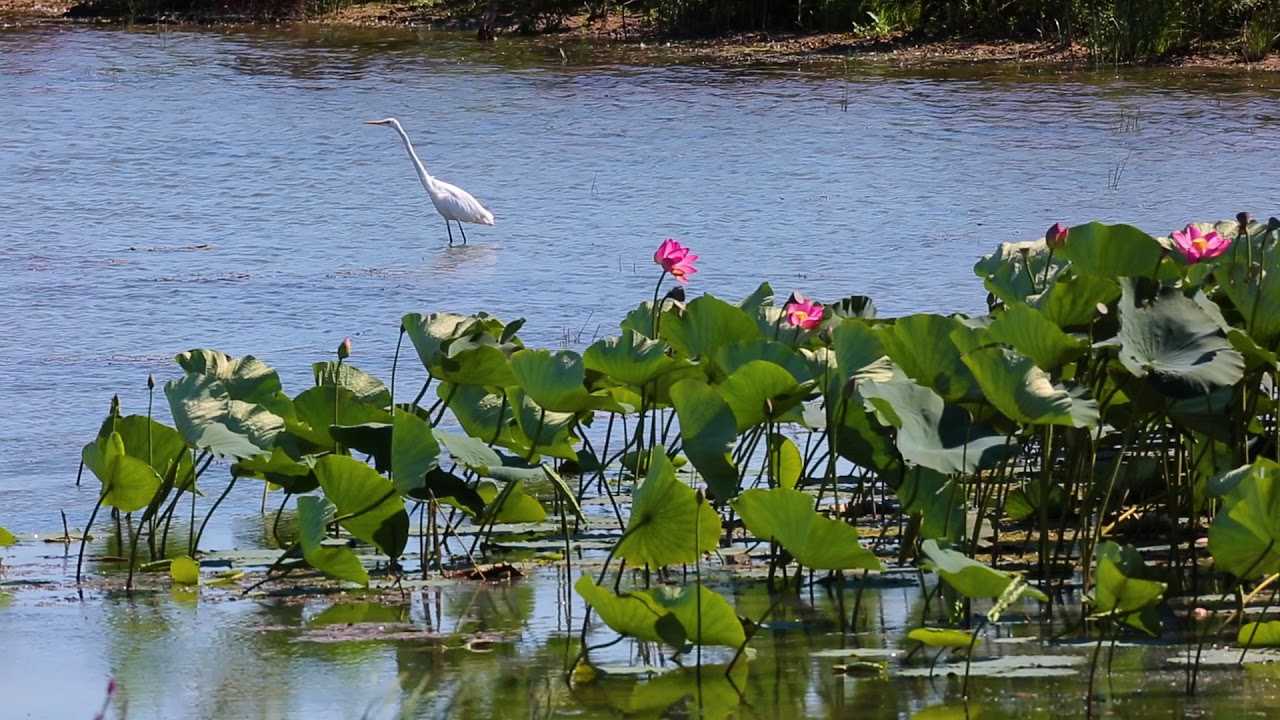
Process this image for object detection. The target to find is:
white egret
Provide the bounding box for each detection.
[365,118,495,246]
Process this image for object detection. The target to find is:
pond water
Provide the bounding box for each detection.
[5,22,1280,719]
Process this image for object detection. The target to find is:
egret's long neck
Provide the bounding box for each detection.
[390,122,437,195]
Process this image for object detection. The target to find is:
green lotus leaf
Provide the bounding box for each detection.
[660,294,761,359]
[1058,222,1165,279]
[732,487,882,571]
[645,583,745,648]
[231,447,318,494]
[313,455,409,559]
[875,314,975,402]
[311,361,391,407]
[170,555,200,586]
[831,318,885,379]
[739,281,775,317]
[829,386,900,475]
[1033,272,1120,328]
[584,331,685,388]
[476,479,546,523]
[297,495,368,586]
[921,539,1048,601]
[166,374,284,459]
[434,430,502,471]
[858,373,1011,474]
[288,385,392,450]
[83,431,164,512]
[615,447,720,569]
[408,467,486,517]
[93,413,195,491]
[432,342,516,387]
[1090,541,1166,635]
[574,576,684,647]
[620,300,659,339]
[1238,621,1280,648]
[717,360,809,432]
[510,348,597,412]
[401,312,473,370]
[974,238,1068,305]
[574,577,744,649]
[669,378,740,500]
[437,383,528,454]
[1208,458,1280,580]
[1117,281,1244,398]
[907,627,973,649]
[766,433,802,490]
[391,410,440,495]
[1219,259,1280,345]
[329,423,393,471]
[510,389,578,461]
[961,346,1098,428]
[713,339,813,383]
[175,349,284,406]
[1228,329,1279,371]
[987,302,1086,370]
[896,466,964,541]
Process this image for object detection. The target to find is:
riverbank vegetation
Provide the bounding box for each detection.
[30,0,1277,65]
[28,215,1280,701]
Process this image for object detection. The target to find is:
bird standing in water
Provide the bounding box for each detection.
[365,117,495,246]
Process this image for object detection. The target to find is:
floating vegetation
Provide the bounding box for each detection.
[14,216,1280,713]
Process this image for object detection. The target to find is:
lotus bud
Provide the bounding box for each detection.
[1191,607,1210,622]
[337,337,352,361]
[1237,211,1252,231]
[664,285,686,303]
[695,488,705,505]
[1045,222,1068,250]
[147,373,155,390]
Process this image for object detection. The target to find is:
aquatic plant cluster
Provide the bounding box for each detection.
[55,215,1280,699]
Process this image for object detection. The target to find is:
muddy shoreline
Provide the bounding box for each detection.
[4,0,1278,72]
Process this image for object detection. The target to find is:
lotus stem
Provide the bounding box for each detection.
[650,270,667,337]
[125,512,143,594]
[694,489,704,704]
[391,324,404,418]
[76,491,107,584]
[192,475,238,555]
[961,617,986,699]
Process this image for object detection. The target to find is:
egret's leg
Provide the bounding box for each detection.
[445,218,454,247]
[457,222,469,245]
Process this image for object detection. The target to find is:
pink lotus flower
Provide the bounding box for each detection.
[338,337,352,360]
[1171,224,1231,264]
[653,238,698,284]
[1045,222,1069,250]
[785,296,824,330]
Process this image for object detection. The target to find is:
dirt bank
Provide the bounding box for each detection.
[4,0,1278,72]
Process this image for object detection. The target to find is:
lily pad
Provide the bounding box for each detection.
[170,555,200,586]
[1117,281,1244,399]
[907,627,972,649]
[575,577,744,648]
[615,447,720,569]
[296,495,368,587]
[669,378,740,500]
[732,487,882,571]
[921,540,1048,602]
[313,455,409,558]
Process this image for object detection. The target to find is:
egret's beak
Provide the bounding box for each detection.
[364,120,385,125]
